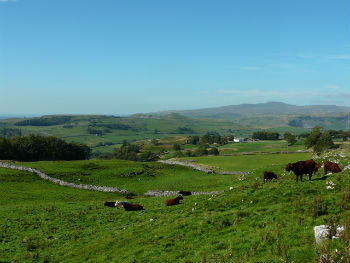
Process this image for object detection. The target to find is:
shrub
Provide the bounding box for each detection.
[208,147,219,155]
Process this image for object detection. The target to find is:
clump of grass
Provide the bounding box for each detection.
[339,192,350,211]
[308,195,327,219]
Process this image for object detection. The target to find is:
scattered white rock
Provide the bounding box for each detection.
[314,225,344,244]
[326,181,335,186]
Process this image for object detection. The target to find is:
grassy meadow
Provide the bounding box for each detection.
[1,145,350,262]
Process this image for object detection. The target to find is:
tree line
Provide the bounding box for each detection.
[0,135,90,161]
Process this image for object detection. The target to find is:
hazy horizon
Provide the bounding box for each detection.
[1,0,349,115]
[0,101,349,118]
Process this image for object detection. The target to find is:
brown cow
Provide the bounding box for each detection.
[263,171,277,183]
[324,161,341,174]
[165,195,183,206]
[122,203,144,211]
[285,159,320,182]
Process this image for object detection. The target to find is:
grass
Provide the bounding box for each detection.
[1,147,350,262]
[177,152,312,172]
[218,140,305,155]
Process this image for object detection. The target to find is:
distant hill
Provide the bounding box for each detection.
[153,102,350,130]
[156,102,349,118]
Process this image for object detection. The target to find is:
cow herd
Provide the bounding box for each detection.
[265,159,343,183]
[104,194,188,211]
[104,158,344,212]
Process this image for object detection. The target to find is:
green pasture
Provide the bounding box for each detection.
[218,140,305,154]
[1,149,350,262]
[178,152,312,172]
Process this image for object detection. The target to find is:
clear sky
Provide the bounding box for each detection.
[0,0,349,115]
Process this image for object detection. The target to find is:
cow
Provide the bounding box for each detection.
[104,201,116,207]
[165,195,183,206]
[122,202,144,211]
[324,161,341,174]
[263,171,277,183]
[115,200,131,208]
[285,159,320,182]
[104,200,131,208]
[179,190,192,196]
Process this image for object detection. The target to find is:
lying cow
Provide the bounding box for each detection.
[166,195,183,206]
[104,201,117,207]
[263,171,277,183]
[122,202,144,211]
[104,200,130,208]
[324,161,341,174]
[285,159,320,182]
[179,190,192,196]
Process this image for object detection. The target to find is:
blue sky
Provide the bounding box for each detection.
[0,0,349,115]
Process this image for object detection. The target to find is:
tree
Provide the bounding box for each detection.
[187,136,200,145]
[252,131,279,140]
[151,138,159,146]
[284,132,296,146]
[304,127,337,153]
[194,145,208,156]
[208,147,219,155]
[313,132,336,153]
[173,143,181,151]
[304,126,322,149]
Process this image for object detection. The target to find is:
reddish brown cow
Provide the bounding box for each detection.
[165,195,183,206]
[263,171,277,183]
[324,161,341,174]
[285,159,320,182]
[122,203,144,211]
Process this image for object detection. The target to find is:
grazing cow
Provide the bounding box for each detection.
[263,171,277,183]
[285,159,320,182]
[324,161,341,174]
[122,202,144,211]
[179,190,192,196]
[104,201,116,207]
[315,163,321,173]
[165,195,183,206]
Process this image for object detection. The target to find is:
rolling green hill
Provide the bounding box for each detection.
[0,114,258,154]
[1,104,348,156]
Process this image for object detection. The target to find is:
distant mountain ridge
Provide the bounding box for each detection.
[151,102,350,130]
[154,102,349,119]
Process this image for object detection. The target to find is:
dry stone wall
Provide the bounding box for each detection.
[0,162,132,195]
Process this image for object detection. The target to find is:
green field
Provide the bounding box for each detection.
[1,146,350,262]
[218,140,305,155]
[177,152,312,172]
[0,114,312,155]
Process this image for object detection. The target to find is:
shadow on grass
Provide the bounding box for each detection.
[312,175,328,181]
